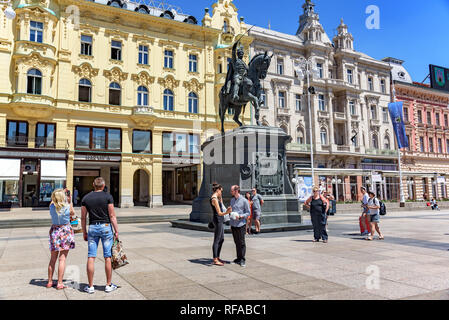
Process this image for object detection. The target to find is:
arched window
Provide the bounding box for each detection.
[79,78,92,102]
[163,89,174,111]
[384,136,390,150]
[296,128,304,144]
[109,82,121,106]
[223,20,228,33]
[137,86,148,106]
[108,0,122,8]
[188,92,198,114]
[372,134,379,149]
[320,128,328,145]
[135,5,149,14]
[27,69,42,95]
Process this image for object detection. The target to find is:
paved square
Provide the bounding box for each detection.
[1,209,449,300]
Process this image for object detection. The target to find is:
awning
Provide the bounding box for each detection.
[0,159,21,180]
[41,160,67,180]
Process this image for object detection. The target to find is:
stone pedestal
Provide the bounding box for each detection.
[172,126,312,233]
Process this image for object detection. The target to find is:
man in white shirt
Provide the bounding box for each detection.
[360,187,370,236]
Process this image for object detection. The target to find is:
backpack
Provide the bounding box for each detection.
[378,199,387,216]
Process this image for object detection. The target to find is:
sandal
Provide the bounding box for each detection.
[46,281,54,289]
[366,236,373,241]
[212,259,224,266]
[218,258,226,264]
[378,236,385,240]
[56,284,67,290]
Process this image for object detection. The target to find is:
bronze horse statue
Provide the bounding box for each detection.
[219,52,272,133]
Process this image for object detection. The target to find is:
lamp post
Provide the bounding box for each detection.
[295,57,320,187]
[1,1,15,20]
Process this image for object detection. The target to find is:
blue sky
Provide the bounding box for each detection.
[167,0,449,83]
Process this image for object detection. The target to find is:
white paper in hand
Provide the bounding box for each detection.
[230,212,240,220]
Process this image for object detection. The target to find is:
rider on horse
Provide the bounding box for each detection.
[225,41,253,103]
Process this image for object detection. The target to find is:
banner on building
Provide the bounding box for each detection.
[429,65,449,92]
[388,101,409,149]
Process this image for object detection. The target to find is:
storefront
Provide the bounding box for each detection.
[0,149,67,208]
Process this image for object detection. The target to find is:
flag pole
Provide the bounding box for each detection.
[393,83,406,206]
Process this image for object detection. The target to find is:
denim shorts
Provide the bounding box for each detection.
[88,223,113,258]
[369,214,380,223]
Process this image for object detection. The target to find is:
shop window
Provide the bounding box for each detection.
[75,126,121,151]
[133,130,151,153]
[36,123,55,148]
[7,120,28,147]
[0,180,19,204]
[79,79,92,102]
[27,69,42,95]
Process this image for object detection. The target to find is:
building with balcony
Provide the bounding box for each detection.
[0,0,250,208]
[386,58,449,201]
[248,0,398,201]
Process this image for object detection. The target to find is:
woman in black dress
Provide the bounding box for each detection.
[305,187,329,243]
[211,183,232,266]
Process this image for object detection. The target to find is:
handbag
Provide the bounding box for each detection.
[111,235,129,270]
[70,216,83,234]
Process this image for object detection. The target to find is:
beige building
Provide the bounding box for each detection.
[249,0,399,201]
[0,0,251,208]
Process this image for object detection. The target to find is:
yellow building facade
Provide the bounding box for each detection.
[0,0,251,208]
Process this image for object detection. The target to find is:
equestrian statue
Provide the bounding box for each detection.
[219,40,272,133]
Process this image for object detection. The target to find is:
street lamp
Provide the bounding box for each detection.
[295,57,320,186]
[1,1,15,20]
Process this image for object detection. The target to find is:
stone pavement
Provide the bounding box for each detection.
[1,209,449,300]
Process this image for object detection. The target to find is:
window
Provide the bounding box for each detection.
[317,63,323,78]
[427,111,432,125]
[277,59,284,75]
[163,89,174,111]
[404,107,409,122]
[372,134,379,149]
[382,108,389,123]
[418,110,422,123]
[384,136,390,150]
[347,69,353,84]
[7,121,28,147]
[368,77,373,91]
[137,86,148,106]
[162,132,199,154]
[438,138,443,153]
[370,105,377,119]
[81,35,92,56]
[133,130,152,153]
[429,137,434,153]
[318,95,325,111]
[380,79,386,94]
[445,114,448,127]
[164,50,174,69]
[436,113,440,126]
[295,94,301,111]
[349,100,356,115]
[320,128,328,145]
[109,82,121,106]
[278,91,285,108]
[420,137,424,152]
[79,79,92,102]
[328,69,333,79]
[75,126,121,150]
[30,21,43,43]
[223,20,228,33]
[406,135,410,151]
[189,54,198,73]
[188,92,198,114]
[27,69,42,95]
[138,45,149,65]
[351,132,358,147]
[36,123,55,148]
[447,139,449,153]
[260,90,267,107]
[218,63,223,74]
[111,40,122,60]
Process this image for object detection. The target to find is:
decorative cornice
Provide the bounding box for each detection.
[103,67,128,82]
[104,29,129,40]
[72,63,99,79]
[183,78,204,93]
[131,72,155,87]
[132,34,155,44]
[158,39,180,48]
[158,75,180,90]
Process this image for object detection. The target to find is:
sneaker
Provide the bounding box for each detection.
[232,259,241,265]
[84,286,95,294]
[240,261,246,268]
[105,283,118,293]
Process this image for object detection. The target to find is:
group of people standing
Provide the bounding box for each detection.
[46,177,120,294]
[210,184,264,267]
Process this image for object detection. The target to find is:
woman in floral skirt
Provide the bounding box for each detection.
[47,189,76,290]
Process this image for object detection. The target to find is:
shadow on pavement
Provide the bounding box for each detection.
[188,258,215,266]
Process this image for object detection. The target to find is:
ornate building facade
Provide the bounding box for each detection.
[387,59,449,201]
[0,0,250,208]
[249,0,399,201]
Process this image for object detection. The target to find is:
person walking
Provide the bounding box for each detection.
[245,192,253,235]
[360,187,370,236]
[431,198,440,211]
[305,187,329,243]
[47,189,76,290]
[251,188,264,234]
[230,185,251,267]
[81,177,119,294]
[366,191,384,241]
[210,183,231,266]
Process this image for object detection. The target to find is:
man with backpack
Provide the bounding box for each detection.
[366,191,385,241]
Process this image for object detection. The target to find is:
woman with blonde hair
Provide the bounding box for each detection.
[46,189,76,289]
[304,187,329,243]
